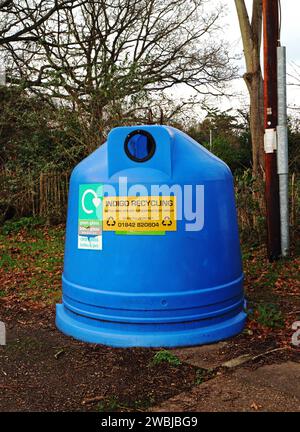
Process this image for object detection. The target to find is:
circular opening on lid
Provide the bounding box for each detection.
[124,130,156,162]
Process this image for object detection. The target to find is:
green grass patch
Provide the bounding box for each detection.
[97,395,156,412]
[150,350,181,367]
[1,216,45,235]
[195,367,215,385]
[251,303,285,329]
[97,396,120,412]
[0,225,64,304]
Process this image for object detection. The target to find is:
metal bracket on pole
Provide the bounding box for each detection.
[276,125,288,174]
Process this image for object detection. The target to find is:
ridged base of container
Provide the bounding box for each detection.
[56,303,247,348]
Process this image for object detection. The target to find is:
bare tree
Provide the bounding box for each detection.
[235,0,264,177]
[288,62,300,89]
[0,0,76,44]
[286,62,300,115]
[2,0,236,143]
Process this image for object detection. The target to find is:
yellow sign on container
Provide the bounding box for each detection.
[102,196,177,232]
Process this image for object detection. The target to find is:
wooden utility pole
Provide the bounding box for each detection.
[263,0,281,261]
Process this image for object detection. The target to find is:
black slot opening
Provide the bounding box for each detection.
[124,130,156,162]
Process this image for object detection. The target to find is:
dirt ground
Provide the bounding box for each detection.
[0,307,198,412]
[0,226,299,412]
[0,304,299,412]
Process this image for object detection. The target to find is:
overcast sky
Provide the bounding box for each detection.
[219,0,300,114]
[225,0,300,62]
[170,0,300,119]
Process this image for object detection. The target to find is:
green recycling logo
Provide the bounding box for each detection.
[78,184,103,220]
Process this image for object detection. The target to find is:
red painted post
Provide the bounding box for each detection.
[263,0,281,261]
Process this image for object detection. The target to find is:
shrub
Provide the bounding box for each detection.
[1,216,45,235]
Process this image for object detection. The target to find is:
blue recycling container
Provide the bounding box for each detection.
[56,125,246,347]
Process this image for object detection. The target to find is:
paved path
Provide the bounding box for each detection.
[152,341,300,412]
[151,362,300,412]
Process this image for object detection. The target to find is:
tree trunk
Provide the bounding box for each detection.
[245,71,265,177]
[235,0,264,179]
